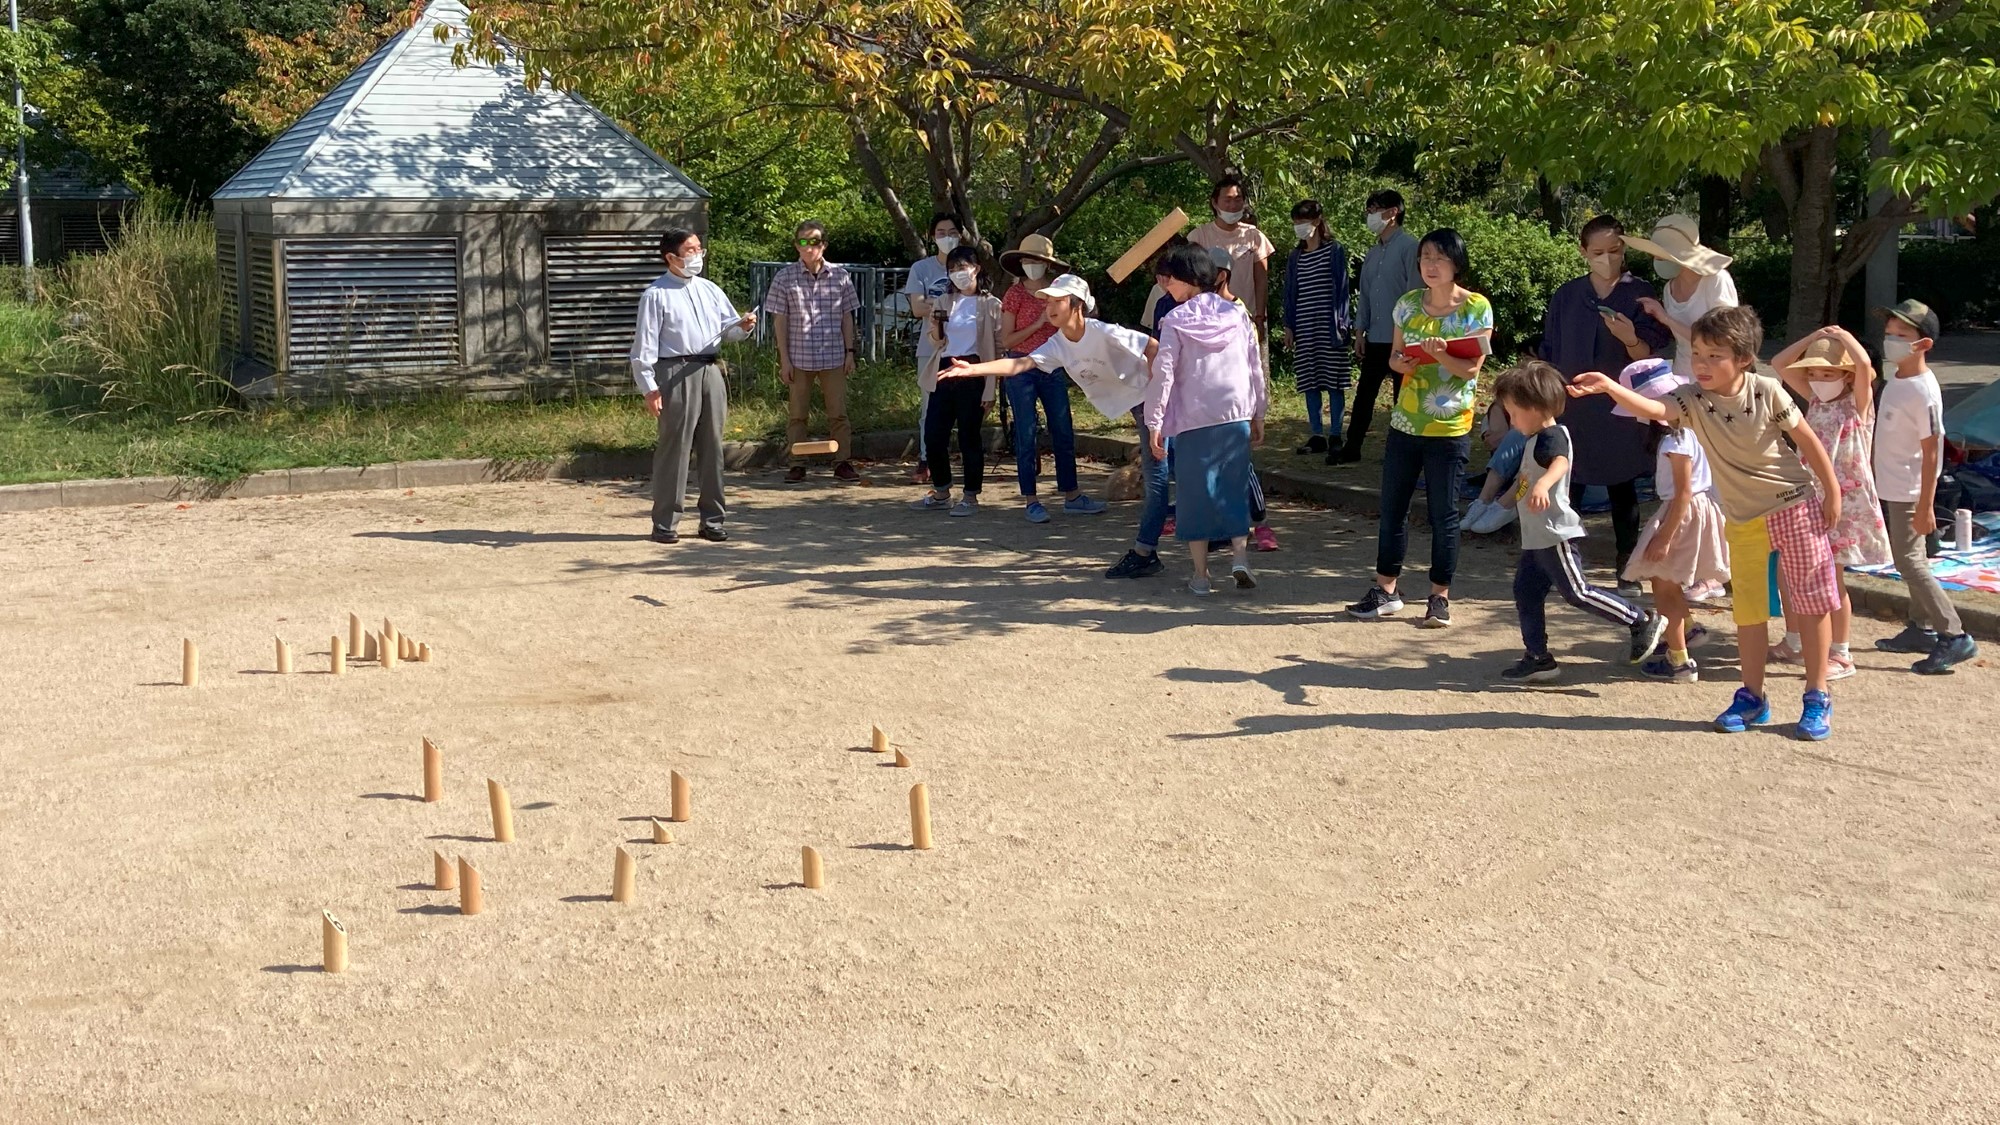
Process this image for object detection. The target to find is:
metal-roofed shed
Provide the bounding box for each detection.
[211,0,707,398]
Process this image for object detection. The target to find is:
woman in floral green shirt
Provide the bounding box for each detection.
[1346,228,1494,628]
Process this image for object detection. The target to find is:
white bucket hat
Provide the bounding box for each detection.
[1621,214,1732,276]
[1039,273,1095,312]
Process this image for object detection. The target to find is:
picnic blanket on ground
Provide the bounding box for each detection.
[1849,536,2000,595]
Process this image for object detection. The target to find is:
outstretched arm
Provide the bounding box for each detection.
[940,355,1036,380]
[1567,370,1668,422]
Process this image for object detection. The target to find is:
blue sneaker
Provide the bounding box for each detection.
[1714,687,1771,733]
[1794,689,1832,741]
[1063,494,1107,516]
[1024,500,1051,523]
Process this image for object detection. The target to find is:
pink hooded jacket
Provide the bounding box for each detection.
[1144,292,1268,439]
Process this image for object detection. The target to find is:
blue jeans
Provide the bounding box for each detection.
[1303,389,1346,439]
[1377,428,1470,588]
[1131,407,1172,552]
[1003,364,1079,497]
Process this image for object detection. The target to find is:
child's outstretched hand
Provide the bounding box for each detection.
[1566,371,1613,397]
[1527,483,1552,513]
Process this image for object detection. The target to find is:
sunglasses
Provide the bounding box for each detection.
[796,237,825,248]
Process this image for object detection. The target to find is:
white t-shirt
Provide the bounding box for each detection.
[1873,368,1944,503]
[1653,425,1715,501]
[1029,319,1154,417]
[942,294,980,357]
[1661,268,1739,378]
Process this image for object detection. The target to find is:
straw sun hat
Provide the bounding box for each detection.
[1000,233,1071,277]
[1621,214,1733,277]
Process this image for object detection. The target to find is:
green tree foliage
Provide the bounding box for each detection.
[55,0,402,199]
[0,13,146,189]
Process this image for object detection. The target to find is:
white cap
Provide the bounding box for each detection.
[1039,273,1095,312]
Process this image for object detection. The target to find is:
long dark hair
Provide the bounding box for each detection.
[1157,244,1218,292]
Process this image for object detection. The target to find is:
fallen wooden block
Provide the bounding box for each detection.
[791,439,839,456]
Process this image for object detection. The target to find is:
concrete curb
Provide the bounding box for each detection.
[7,428,1995,644]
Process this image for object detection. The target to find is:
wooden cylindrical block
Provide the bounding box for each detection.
[487,779,513,842]
[322,910,348,973]
[433,849,457,890]
[894,749,911,768]
[383,619,396,657]
[422,738,442,803]
[910,783,933,851]
[381,634,397,671]
[802,845,824,890]
[348,613,362,656]
[458,859,482,915]
[182,639,198,687]
[651,818,672,844]
[276,638,292,675]
[670,770,690,823]
[330,635,345,676]
[612,847,636,903]
[403,634,417,661]
[871,725,889,754]
[363,631,377,661]
[418,642,432,663]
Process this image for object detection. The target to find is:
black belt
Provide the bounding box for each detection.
[659,354,720,365]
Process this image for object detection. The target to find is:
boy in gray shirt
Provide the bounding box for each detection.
[1497,361,1666,683]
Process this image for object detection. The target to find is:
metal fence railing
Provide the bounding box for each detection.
[745,261,916,362]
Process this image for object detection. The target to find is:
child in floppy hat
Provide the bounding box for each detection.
[1770,326,1891,680]
[1615,357,1730,683]
[1630,214,1741,380]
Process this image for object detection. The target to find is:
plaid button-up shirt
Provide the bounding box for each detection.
[765,261,861,371]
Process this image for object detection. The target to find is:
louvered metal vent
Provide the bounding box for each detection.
[217,225,243,355]
[283,238,459,370]
[248,235,278,366]
[58,211,120,255]
[545,233,660,363]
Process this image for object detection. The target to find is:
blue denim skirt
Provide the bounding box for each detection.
[1173,420,1252,542]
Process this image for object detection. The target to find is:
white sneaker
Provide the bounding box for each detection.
[1463,499,1492,531]
[1483,504,1518,533]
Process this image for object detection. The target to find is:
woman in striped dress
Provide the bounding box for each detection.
[1279,200,1354,461]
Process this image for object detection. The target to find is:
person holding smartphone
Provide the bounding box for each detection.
[1539,214,1670,592]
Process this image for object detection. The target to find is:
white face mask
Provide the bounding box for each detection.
[1216,208,1244,225]
[1293,222,1316,241]
[1365,211,1390,235]
[935,235,959,255]
[1882,336,1916,365]
[1809,378,1848,402]
[679,251,704,276]
[1022,261,1047,281]
[949,269,977,292]
[1653,258,1683,280]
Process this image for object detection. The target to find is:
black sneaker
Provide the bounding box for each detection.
[1627,612,1668,664]
[1295,435,1328,455]
[1876,623,1940,654]
[1418,594,1452,628]
[1502,652,1561,684]
[1104,549,1164,579]
[1616,578,1645,600]
[1913,632,1978,675]
[1346,586,1404,620]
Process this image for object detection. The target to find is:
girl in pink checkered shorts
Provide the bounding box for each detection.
[1569,305,1845,742]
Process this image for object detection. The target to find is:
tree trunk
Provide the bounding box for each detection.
[1698,175,1733,253]
[849,123,922,260]
[1765,125,1842,334]
[1536,174,1565,237]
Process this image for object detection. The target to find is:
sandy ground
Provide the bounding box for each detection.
[2,465,1997,1124]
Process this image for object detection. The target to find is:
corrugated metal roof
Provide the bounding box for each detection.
[213,0,705,202]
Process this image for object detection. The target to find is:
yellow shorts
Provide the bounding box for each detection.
[1724,518,1783,628]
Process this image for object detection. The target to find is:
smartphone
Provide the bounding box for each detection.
[1596,305,1620,320]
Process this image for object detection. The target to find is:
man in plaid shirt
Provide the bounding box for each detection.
[766,219,862,482]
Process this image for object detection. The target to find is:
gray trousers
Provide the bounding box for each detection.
[1883,500,1961,634]
[651,361,728,533]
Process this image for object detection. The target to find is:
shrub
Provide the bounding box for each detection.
[39,204,232,418]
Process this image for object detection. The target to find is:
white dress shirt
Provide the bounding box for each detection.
[630,271,751,394]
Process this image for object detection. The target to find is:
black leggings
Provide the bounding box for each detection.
[924,363,986,494]
[1340,340,1403,461]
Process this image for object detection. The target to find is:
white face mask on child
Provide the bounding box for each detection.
[1809,379,1847,402]
[1293,222,1316,241]
[949,269,977,292]
[1882,337,1916,365]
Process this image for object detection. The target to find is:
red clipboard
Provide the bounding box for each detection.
[1401,335,1493,364]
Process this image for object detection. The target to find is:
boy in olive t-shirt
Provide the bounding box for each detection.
[1569,306,1844,742]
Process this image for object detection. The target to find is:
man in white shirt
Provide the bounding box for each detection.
[630,228,757,543]
[1871,299,1977,672]
[939,274,1171,578]
[900,213,962,482]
